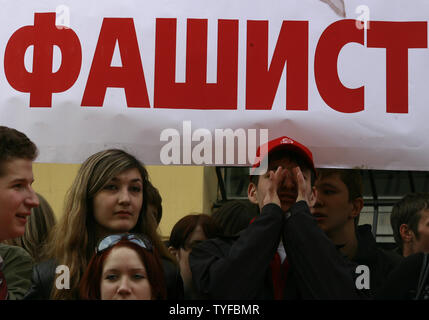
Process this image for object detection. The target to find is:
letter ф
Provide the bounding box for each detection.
[4,12,82,107]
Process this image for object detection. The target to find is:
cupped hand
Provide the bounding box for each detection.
[292,166,316,207]
[262,166,287,208]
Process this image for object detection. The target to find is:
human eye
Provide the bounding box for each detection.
[12,183,24,190]
[129,185,142,193]
[322,188,336,195]
[105,274,118,281]
[103,184,118,191]
[132,273,145,280]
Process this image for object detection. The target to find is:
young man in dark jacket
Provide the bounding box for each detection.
[311,169,402,296]
[190,136,363,299]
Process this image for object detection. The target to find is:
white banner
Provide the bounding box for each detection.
[1,0,429,170]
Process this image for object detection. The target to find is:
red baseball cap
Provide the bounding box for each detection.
[251,136,316,175]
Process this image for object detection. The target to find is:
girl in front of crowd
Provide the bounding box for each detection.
[79,233,166,300]
[25,149,182,300]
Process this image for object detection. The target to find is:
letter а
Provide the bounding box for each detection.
[355,265,370,290]
[55,265,70,290]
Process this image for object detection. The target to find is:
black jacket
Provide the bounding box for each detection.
[376,252,429,300]
[190,201,363,299]
[24,257,183,300]
[353,224,403,296]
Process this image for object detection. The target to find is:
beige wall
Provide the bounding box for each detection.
[32,163,80,220]
[148,166,218,238]
[32,163,219,239]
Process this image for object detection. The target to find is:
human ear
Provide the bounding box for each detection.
[248,182,259,205]
[350,197,364,219]
[399,224,415,243]
[168,247,180,261]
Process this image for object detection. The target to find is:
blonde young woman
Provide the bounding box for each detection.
[25,149,183,300]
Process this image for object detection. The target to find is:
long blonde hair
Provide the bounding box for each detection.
[44,149,173,299]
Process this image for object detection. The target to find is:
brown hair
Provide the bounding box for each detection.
[0,126,38,176]
[146,182,163,225]
[169,214,222,250]
[79,239,167,300]
[44,149,174,299]
[391,193,429,251]
[316,169,363,202]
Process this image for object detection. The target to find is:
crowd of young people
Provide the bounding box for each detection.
[1,125,428,300]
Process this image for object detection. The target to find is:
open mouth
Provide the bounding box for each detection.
[278,193,297,203]
[15,213,30,222]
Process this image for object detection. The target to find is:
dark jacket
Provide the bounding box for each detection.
[376,252,428,300]
[24,257,183,300]
[190,201,363,299]
[0,244,33,300]
[353,224,403,296]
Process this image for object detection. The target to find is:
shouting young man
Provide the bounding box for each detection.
[190,136,362,299]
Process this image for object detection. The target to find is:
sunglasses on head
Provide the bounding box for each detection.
[96,233,153,254]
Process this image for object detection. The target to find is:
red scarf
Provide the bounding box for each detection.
[270,252,289,300]
[249,217,289,299]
